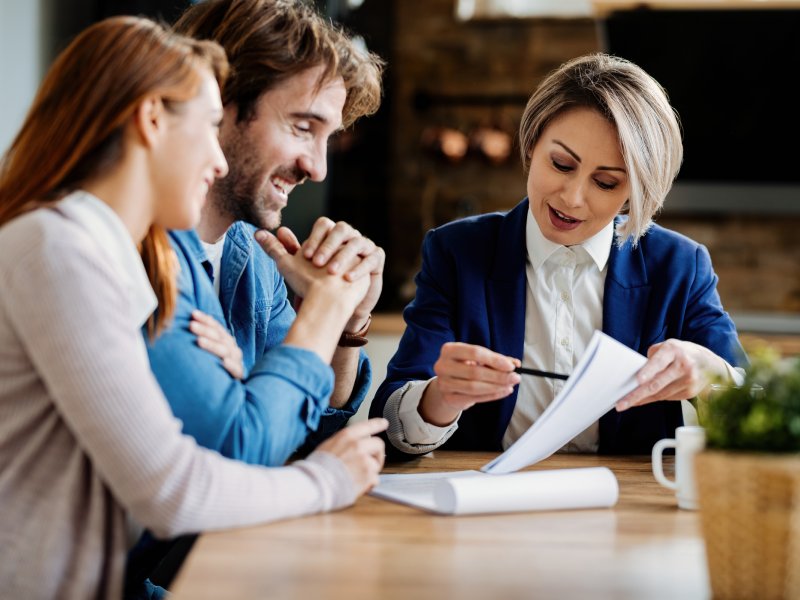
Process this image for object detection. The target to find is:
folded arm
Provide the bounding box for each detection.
[148,240,336,467]
[5,234,361,539]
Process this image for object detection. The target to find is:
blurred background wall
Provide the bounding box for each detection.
[3,0,800,334]
[0,2,45,156]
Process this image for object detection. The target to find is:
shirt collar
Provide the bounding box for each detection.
[526,208,614,272]
[57,191,157,328]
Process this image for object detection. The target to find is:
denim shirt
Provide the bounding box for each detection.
[147,221,371,465]
[126,223,371,599]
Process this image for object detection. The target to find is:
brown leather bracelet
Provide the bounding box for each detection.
[338,315,371,347]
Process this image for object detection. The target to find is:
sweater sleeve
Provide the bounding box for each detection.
[2,235,356,539]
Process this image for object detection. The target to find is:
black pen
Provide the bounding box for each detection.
[514,366,569,381]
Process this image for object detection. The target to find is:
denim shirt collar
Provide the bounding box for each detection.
[182,227,209,263]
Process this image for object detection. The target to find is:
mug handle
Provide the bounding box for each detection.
[652,438,678,490]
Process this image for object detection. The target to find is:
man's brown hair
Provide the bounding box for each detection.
[174,0,383,127]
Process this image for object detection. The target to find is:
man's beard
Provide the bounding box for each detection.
[213,150,279,231]
[213,136,309,232]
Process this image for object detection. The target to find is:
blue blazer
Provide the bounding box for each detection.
[370,199,745,457]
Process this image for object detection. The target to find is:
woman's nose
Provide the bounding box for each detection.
[561,177,586,208]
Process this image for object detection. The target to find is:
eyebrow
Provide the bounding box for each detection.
[553,140,627,173]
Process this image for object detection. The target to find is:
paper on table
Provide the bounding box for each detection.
[370,467,618,515]
[370,470,481,513]
[481,330,647,474]
[370,330,644,515]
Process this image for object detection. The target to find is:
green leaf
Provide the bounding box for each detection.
[702,347,800,453]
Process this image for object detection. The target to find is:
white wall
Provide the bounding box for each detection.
[0,1,44,154]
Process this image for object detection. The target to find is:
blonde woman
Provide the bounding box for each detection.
[371,53,744,458]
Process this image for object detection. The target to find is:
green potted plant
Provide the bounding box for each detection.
[695,347,800,600]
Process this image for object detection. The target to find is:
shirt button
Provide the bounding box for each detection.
[561,291,569,302]
[561,338,570,347]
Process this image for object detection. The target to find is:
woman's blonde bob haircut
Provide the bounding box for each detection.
[519,53,683,246]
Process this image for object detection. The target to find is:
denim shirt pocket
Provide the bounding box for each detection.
[250,297,272,333]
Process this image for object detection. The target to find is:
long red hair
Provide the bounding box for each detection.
[0,16,228,337]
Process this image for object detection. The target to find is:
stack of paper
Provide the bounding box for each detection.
[372,467,618,515]
[370,330,647,515]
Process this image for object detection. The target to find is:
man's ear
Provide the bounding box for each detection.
[132,95,166,149]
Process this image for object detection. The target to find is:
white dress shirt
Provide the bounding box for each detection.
[385,210,614,454]
[503,211,612,451]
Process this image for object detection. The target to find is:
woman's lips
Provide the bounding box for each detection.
[547,205,583,231]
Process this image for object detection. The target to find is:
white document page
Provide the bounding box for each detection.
[370,467,618,515]
[482,330,647,474]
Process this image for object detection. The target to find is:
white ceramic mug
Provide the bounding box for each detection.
[651,425,706,510]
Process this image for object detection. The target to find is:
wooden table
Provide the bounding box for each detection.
[171,452,708,599]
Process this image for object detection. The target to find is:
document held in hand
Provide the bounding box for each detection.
[370,330,647,515]
[481,330,647,474]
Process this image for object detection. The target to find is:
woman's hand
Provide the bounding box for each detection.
[616,339,728,411]
[315,418,388,496]
[419,342,521,426]
[189,310,244,379]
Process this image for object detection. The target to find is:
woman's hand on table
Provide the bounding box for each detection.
[316,418,388,495]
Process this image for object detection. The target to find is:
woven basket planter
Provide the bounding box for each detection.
[695,451,800,600]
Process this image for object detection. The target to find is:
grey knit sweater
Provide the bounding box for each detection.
[0,193,354,599]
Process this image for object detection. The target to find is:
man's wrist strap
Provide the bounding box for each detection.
[338,315,371,347]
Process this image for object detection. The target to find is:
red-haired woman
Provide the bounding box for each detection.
[0,16,386,599]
